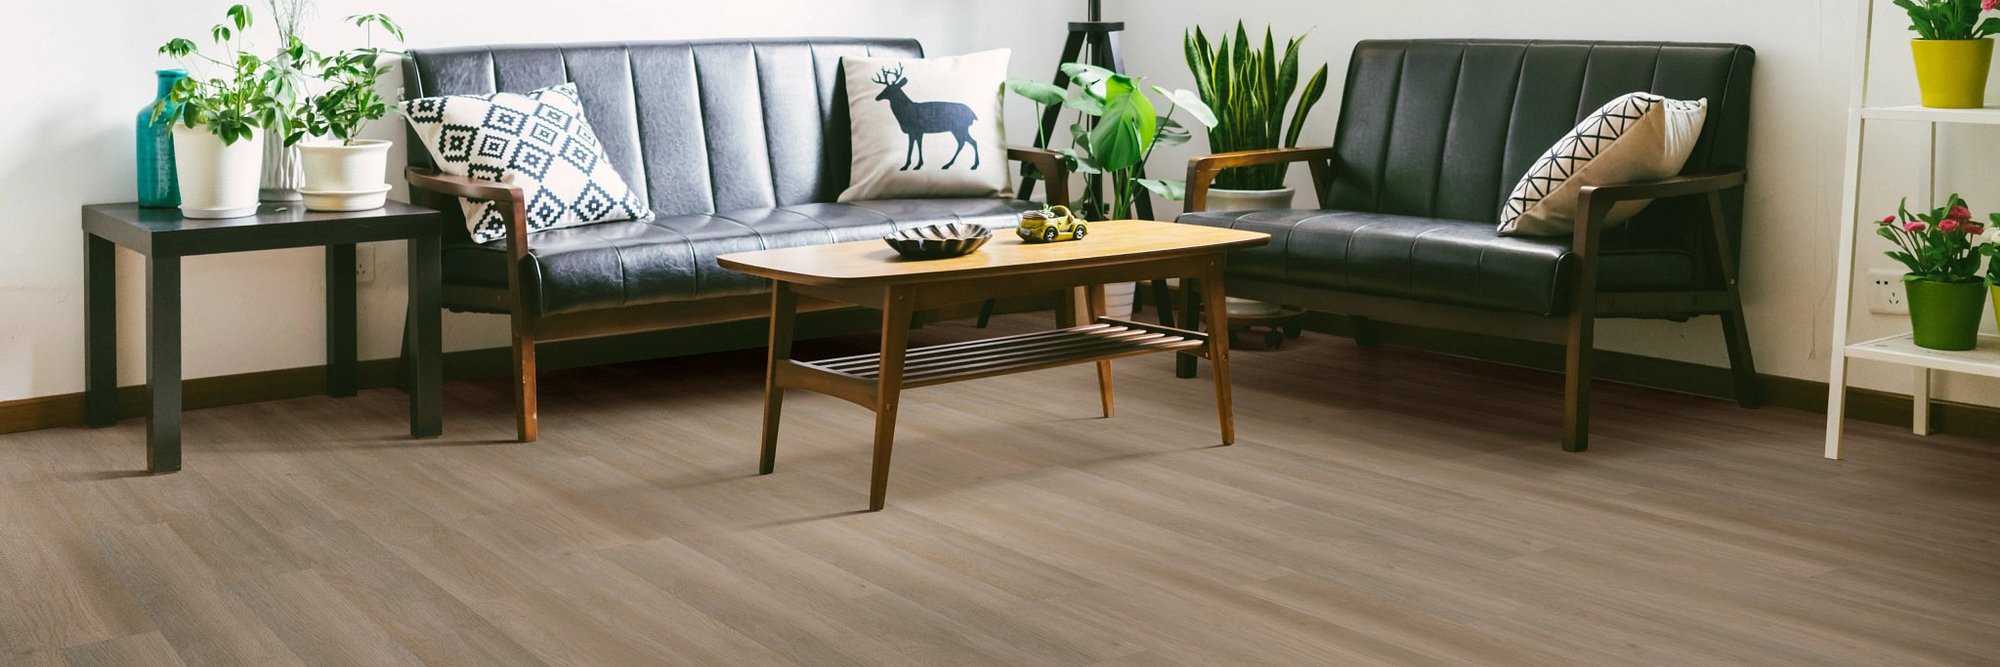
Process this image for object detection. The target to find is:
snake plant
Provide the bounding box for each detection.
[1184,23,1330,191]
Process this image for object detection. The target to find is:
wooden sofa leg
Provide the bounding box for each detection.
[1175,278,1200,379]
[1562,308,1594,453]
[1721,307,1763,408]
[513,331,539,443]
[1350,316,1380,347]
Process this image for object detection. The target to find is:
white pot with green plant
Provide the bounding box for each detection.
[1183,23,1330,212]
[157,5,297,218]
[295,13,404,212]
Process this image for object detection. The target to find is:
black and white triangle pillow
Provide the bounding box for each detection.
[1498,92,1707,237]
[402,83,650,244]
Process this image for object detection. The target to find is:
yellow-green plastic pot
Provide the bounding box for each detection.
[1906,276,1986,351]
[1912,38,1995,109]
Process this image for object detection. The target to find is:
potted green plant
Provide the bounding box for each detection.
[1982,213,2000,328]
[1005,63,1217,221]
[1897,0,2000,108]
[294,13,404,211]
[157,4,297,218]
[1877,194,1990,350]
[1182,23,1329,211]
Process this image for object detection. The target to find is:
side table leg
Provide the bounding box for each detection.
[325,244,358,397]
[407,235,443,438]
[759,282,799,475]
[84,234,118,427]
[1086,283,1113,418]
[868,287,914,512]
[146,254,182,472]
[1198,264,1235,446]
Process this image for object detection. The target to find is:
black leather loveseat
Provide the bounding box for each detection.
[1176,40,1760,451]
[401,39,1067,441]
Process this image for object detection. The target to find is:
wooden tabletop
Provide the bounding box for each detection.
[718,220,1269,287]
[82,201,441,256]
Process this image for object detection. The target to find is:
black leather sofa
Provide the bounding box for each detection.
[401,39,1068,441]
[1175,39,1760,451]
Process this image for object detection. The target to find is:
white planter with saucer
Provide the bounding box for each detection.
[298,139,392,212]
[1203,186,1295,212]
[172,125,265,219]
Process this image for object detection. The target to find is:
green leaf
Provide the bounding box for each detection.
[226,4,251,31]
[1006,78,1065,106]
[1060,62,1116,89]
[1135,178,1187,201]
[1152,85,1217,128]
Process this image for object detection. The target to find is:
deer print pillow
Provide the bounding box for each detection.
[838,50,1011,203]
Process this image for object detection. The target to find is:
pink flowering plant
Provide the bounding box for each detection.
[1877,194,1988,283]
[1896,0,2000,40]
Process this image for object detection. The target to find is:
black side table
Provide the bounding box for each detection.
[82,201,444,472]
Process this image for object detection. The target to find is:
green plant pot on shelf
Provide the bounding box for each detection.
[1907,277,1987,350]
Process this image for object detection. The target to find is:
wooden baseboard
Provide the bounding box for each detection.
[6,303,1994,440]
[1298,312,2000,441]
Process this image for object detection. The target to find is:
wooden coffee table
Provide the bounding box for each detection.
[718,220,1269,511]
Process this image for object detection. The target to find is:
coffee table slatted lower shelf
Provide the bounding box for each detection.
[801,319,1207,389]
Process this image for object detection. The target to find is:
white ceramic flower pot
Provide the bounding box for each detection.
[1205,187,1296,212]
[172,125,264,219]
[298,139,392,194]
[1104,281,1136,318]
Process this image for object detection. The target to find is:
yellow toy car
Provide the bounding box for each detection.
[1017,205,1087,243]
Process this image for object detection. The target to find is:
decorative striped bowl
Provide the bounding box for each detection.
[883,223,993,260]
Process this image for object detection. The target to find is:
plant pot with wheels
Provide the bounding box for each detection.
[1204,187,1295,212]
[298,139,392,211]
[172,124,264,218]
[1912,38,1995,108]
[1906,277,1987,350]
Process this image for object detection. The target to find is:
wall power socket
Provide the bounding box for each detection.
[1866,268,1908,316]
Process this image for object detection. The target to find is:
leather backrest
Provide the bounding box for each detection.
[402,38,924,221]
[1327,39,1755,241]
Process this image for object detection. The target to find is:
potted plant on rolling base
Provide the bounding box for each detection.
[157,5,298,218]
[294,13,404,212]
[1877,194,1991,350]
[1899,0,2000,108]
[1182,22,1329,211]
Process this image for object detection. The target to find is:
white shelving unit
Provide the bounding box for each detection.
[1825,1,2000,458]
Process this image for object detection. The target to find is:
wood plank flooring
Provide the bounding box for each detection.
[1,313,1996,666]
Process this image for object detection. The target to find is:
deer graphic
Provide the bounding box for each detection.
[871,64,980,171]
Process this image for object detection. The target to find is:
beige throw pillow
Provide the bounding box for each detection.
[1498,92,1707,237]
[838,50,1011,202]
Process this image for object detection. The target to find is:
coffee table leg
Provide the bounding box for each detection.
[1086,283,1113,418]
[147,253,182,472]
[85,234,119,428]
[868,287,913,511]
[1198,263,1235,446]
[759,282,799,475]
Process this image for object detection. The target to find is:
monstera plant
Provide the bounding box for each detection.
[1007,63,1216,221]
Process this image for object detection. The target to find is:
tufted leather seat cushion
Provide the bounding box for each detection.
[1181,39,1753,317]
[1180,209,1695,316]
[442,198,1038,315]
[406,39,1049,315]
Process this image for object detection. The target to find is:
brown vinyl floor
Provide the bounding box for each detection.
[2,313,1997,666]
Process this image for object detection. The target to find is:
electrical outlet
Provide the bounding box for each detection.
[355,245,377,283]
[1867,268,1908,315]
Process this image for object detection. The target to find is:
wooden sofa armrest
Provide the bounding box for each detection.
[406,167,533,276]
[1573,169,1750,300]
[1007,146,1071,206]
[1576,171,1746,209]
[1184,147,1336,214]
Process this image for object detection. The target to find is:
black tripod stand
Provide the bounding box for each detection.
[1020,0,1153,221]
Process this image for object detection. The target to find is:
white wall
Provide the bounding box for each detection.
[0,0,1070,401]
[1112,0,2000,407]
[3,0,1994,410]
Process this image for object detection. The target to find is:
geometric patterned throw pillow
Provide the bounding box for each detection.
[1497,92,1707,237]
[401,83,650,244]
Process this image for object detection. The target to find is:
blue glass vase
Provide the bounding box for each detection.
[137,69,188,208]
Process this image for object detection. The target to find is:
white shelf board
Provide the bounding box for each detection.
[1860,105,2000,125]
[1843,332,2000,378]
